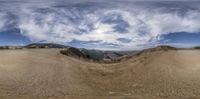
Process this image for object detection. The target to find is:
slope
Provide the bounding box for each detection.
[0,49,200,99]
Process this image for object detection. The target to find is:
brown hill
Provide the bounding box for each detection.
[0,48,200,99]
[143,45,177,52]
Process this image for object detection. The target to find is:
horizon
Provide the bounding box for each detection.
[0,42,199,51]
[1,0,200,50]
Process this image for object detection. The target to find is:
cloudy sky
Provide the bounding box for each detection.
[1,0,200,50]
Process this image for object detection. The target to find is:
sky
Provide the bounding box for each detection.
[1,0,200,50]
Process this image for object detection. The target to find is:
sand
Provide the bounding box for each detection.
[0,49,200,99]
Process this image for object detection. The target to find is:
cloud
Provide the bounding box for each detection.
[1,1,200,50]
[0,13,7,30]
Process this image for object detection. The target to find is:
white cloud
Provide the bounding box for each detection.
[0,13,9,31]
[17,7,200,50]
[1,2,200,50]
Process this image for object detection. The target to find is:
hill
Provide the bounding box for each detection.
[24,43,69,49]
[60,47,90,59]
[144,45,177,52]
[0,47,200,98]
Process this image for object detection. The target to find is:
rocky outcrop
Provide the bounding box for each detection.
[60,47,90,59]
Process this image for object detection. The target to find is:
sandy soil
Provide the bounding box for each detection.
[0,49,200,99]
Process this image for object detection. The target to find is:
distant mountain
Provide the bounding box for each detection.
[24,43,137,61]
[60,45,180,63]
[80,48,137,60]
[80,49,104,60]
[0,44,177,63]
[24,43,69,48]
[142,45,177,52]
[60,47,137,62]
[133,45,177,56]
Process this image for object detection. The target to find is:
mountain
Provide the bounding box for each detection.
[80,49,136,60]
[60,45,177,62]
[145,45,177,52]
[60,47,90,59]
[60,47,137,62]
[80,48,105,60]
[24,43,69,48]
[0,43,137,62]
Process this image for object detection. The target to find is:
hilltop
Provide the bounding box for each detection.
[0,46,200,98]
[0,47,200,99]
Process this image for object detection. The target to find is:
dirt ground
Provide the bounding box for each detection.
[0,49,200,99]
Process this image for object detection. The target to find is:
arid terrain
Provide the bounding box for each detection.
[0,48,200,99]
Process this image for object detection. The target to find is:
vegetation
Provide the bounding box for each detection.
[0,46,9,50]
[193,46,200,49]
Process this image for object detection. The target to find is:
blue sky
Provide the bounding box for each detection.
[0,0,200,50]
[0,28,31,45]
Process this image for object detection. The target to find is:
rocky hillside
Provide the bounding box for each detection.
[60,47,137,62]
[60,47,90,59]
[60,45,177,62]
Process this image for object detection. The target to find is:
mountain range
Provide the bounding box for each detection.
[1,43,200,63]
